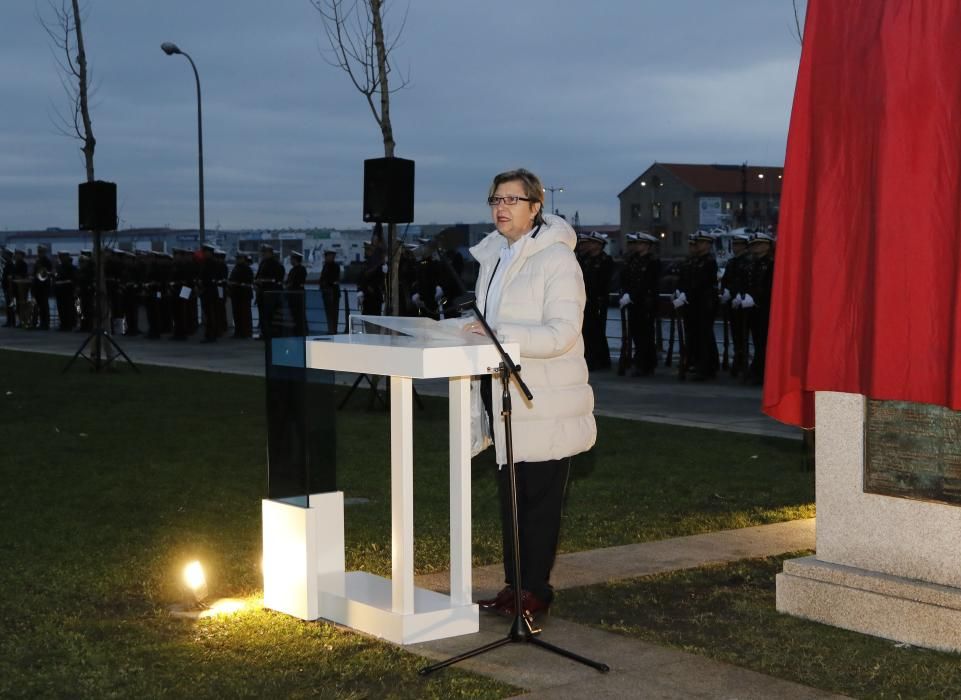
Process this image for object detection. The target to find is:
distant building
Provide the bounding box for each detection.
[618,162,783,258]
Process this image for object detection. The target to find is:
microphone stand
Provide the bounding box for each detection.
[418,287,609,676]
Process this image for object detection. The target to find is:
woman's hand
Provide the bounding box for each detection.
[463,320,485,335]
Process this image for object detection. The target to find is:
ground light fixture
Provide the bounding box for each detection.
[183,560,208,606]
[168,560,253,620]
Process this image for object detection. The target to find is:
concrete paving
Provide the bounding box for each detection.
[417,519,816,596]
[0,325,800,440]
[1,326,827,698]
[410,520,827,699]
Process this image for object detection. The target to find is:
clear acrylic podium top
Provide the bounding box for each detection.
[302,315,518,379]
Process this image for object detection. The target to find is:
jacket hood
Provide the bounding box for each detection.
[470,213,576,264]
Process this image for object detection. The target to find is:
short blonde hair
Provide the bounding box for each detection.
[489,168,545,226]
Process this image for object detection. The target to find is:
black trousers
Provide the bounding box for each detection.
[496,457,571,604]
[628,303,657,373]
[748,305,770,380]
[582,299,610,370]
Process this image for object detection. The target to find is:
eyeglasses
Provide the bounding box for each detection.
[487,195,532,206]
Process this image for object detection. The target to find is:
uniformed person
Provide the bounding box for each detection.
[358,239,385,316]
[32,245,54,330]
[104,248,125,334]
[143,252,163,338]
[318,249,341,333]
[744,231,775,385]
[120,251,144,336]
[169,248,193,340]
[721,233,752,377]
[76,249,95,332]
[10,250,30,328]
[577,231,614,370]
[685,230,720,381]
[214,249,229,337]
[198,243,220,342]
[155,252,173,335]
[254,244,285,338]
[53,251,77,331]
[228,253,254,338]
[284,250,307,335]
[619,232,661,376]
[672,234,697,374]
[1,248,15,328]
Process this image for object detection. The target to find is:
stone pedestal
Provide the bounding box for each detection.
[776,391,961,652]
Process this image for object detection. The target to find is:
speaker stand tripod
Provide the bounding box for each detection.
[64,235,138,374]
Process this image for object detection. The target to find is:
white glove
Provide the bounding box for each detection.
[741,293,756,309]
[619,293,632,308]
[434,285,444,301]
[732,294,742,309]
[356,290,365,309]
[381,263,388,274]
[411,292,422,305]
[672,296,685,309]
[720,288,731,304]
[671,291,688,308]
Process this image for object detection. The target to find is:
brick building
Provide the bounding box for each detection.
[618,162,783,257]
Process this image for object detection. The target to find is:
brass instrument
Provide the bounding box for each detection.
[35,268,50,283]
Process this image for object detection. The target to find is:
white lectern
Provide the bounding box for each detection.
[262,317,518,645]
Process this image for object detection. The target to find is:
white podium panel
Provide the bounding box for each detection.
[262,321,518,645]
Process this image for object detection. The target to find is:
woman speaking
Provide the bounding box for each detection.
[466,168,596,619]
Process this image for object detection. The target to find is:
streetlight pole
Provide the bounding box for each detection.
[544,185,564,216]
[161,42,205,245]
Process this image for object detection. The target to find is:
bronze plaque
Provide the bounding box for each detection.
[864,399,961,506]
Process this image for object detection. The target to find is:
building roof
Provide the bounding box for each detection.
[574,224,621,235]
[620,162,783,198]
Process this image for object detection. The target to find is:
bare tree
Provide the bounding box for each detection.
[310,0,410,314]
[310,0,409,157]
[39,0,96,182]
[791,0,807,45]
[39,1,123,368]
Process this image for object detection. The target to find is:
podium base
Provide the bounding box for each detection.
[319,571,478,645]
[262,495,478,645]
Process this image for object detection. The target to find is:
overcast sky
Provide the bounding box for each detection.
[0,1,803,231]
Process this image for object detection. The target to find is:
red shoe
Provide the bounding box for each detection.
[477,585,513,610]
[499,590,550,619]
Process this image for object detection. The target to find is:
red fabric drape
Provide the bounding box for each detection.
[763,0,961,428]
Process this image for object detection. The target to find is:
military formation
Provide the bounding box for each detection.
[0,243,343,342]
[576,228,776,383]
[3,231,775,383]
[355,235,463,320]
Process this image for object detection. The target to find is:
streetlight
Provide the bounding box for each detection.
[639,178,661,231]
[161,41,205,244]
[544,185,564,215]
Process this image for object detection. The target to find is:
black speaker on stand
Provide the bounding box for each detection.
[363,157,414,224]
[64,180,138,373]
[344,158,415,405]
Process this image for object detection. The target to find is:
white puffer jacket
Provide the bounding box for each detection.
[470,214,596,464]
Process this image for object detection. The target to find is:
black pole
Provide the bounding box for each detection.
[741,162,748,226]
[183,51,205,246]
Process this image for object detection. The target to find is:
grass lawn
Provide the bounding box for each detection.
[555,552,961,699]
[0,349,813,697]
